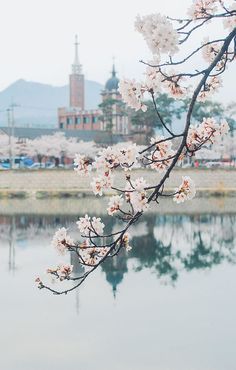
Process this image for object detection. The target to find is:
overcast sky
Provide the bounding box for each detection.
[0,0,235,102]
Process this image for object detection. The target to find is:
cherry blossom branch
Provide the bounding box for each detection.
[37,6,236,295]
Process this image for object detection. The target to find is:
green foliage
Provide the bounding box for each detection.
[131,93,236,135]
[131,93,184,134]
[182,99,236,133]
[98,97,127,144]
[99,98,126,129]
[182,99,225,122]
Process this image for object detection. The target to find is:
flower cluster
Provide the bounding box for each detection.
[47,264,74,281]
[223,3,236,30]
[202,38,222,63]
[149,136,175,172]
[74,154,92,175]
[144,65,162,93]
[121,232,132,252]
[125,177,149,213]
[107,195,124,216]
[188,0,219,19]
[91,173,113,196]
[198,76,222,102]
[135,13,179,56]
[173,176,196,203]
[187,117,229,149]
[77,215,105,236]
[201,38,228,71]
[119,144,139,169]
[91,144,139,196]
[118,67,163,112]
[118,79,147,112]
[80,246,110,266]
[163,72,188,99]
[51,227,75,255]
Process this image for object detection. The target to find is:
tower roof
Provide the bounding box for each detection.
[105,64,119,91]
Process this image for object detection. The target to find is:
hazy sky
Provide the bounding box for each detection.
[0,0,235,102]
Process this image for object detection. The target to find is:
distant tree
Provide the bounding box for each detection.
[132,95,236,140]
[182,98,236,135]
[225,102,236,135]
[131,93,184,137]
[99,98,127,143]
[182,98,224,122]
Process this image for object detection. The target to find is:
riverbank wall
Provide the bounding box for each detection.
[0,168,235,198]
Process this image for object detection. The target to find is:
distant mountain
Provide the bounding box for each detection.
[0,79,104,128]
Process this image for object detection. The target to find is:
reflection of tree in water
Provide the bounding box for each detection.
[131,214,236,285]
[130,216,179,284]
[0,213,235,291]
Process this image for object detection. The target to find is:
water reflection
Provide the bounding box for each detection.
[0,212,235,294]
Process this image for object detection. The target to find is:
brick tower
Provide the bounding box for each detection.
[69,35,84,109]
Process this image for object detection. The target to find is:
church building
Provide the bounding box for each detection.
[58,36,130,135]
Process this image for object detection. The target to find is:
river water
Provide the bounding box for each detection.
[0,199,236,370]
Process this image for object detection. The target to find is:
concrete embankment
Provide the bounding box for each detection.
[0,196,235,216]
[0,168,235,199]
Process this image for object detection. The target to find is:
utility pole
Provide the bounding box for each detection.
[7,108,12,169]
[7,103,19,169]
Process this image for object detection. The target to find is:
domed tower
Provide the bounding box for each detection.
[100,63,130,135]
[105,64,119,92]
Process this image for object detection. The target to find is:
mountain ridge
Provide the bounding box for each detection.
[0,79,104,127]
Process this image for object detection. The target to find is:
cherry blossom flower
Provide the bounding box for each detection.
[35,277,43,288]
[80,246,110,266]
[81,247,99,265]
[223,3,236,30]
[94,144,139,172]
[187,117,229,150]
[220,119,230,135]
[198,76,222,101]
[132,177,149,192]
[149,136,175,172]
[74,154,92,175]
[122,233,132,251]
[173,176,196,203]
[91,176,104,196]
[135,13,179,56]
[118,144,139,169]
[125,177,150,213]
[144,65,162,93]
[107,195,124,215]
[188,0,219,19]
[202,38,222,63]
[77,215,105,236]
[57,264,73,280]
[118,79,147,112]
[163,71,188,99]
[119,67,163,112]
[96,147,120,170]
[46,264,73,281]
[51,227,75,255]
[91,172,113,196]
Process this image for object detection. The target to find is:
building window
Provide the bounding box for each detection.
[60,122,64,129]
[66,117,72,125]
[83,116,90,124]
[75,117,81,124]
[92,116,97,123]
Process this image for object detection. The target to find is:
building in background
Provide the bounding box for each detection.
[58,36,130,135]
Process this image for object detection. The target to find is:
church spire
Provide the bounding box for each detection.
[112,56,116,77]
[72,34,82,74]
